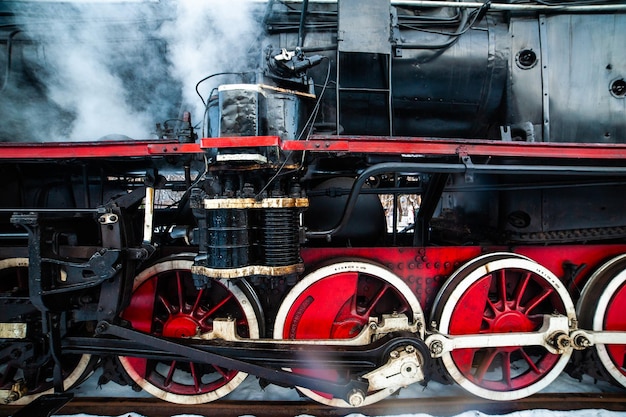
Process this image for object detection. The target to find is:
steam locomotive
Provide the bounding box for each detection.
[2,0,626,410]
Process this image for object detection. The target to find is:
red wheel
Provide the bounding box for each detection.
[119,255,262,404]
[273,261,423,407]
[578,254,626,387]
[431,253,575,400]
[0,258,94,405]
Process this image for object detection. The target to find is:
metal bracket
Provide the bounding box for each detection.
[41,249,121,293]
[363,344,426,391]
[460,153,475,183]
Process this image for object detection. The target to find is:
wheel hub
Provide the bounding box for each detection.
[491,311,535,333]
[162,315,200,338]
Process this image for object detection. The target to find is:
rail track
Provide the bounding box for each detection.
[2,392,626,417]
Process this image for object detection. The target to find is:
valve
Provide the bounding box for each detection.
[268,47,323,79]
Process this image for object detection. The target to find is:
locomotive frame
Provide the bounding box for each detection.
[2,0,626,411]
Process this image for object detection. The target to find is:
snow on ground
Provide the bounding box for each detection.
[54,368,626,417]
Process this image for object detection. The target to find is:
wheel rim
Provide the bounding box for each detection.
[598,274,626,384]
[119,256,260,404]
[433,254,575,400]
[0,258,93,405]
[274,261,423,407]
[579,254,626,386]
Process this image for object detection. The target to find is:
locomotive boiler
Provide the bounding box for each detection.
[1,0,626,411]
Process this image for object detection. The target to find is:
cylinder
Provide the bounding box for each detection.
[261,208,300,266]
[206,208,249,268]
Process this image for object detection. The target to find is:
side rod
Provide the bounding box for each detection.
[95,321,372,401]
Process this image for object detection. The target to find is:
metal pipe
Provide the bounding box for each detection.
[0,233,28,240]
[275,0,626,13]
[392,0,626,12]
[297,0,309,47]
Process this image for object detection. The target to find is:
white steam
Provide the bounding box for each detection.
[13,0,262,141]
[160,0,261,125]
[45,35,154,140]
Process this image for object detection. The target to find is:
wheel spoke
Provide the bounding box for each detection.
[522,287,554,315]
[486,296,498,315]
[358,282,391,318]
[513,272,532,310]
[190,362,200,392]
[191,288,205,317]
[199,293,234,324]
[158,294,175,316]
[501,351,512,387]
[474,349,499,383]
[497,270,507,306]
[520,348,541,374]
[164,360,177,386]
[212,365,229,378]
[176,271,185,313]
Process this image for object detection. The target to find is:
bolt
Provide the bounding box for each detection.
[575,334,591,348]
[405,345,415,354]
[348,389,365,407]
[390,350,400,359]
[550,332,571,351]
[369,322,378,331]
[430,340,444,356]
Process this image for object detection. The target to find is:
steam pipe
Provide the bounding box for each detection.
[393,0,626,12]
[275,0,626,12]
[297,0,309,48]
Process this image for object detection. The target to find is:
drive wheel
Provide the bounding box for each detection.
[577,254,626,387]
[431,253,575,400]
[119,255,262,404]
[274,260,423,407]
[0,258,94,405]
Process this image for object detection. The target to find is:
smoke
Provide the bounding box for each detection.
[1,0,262,142]
[160,0,261,128]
